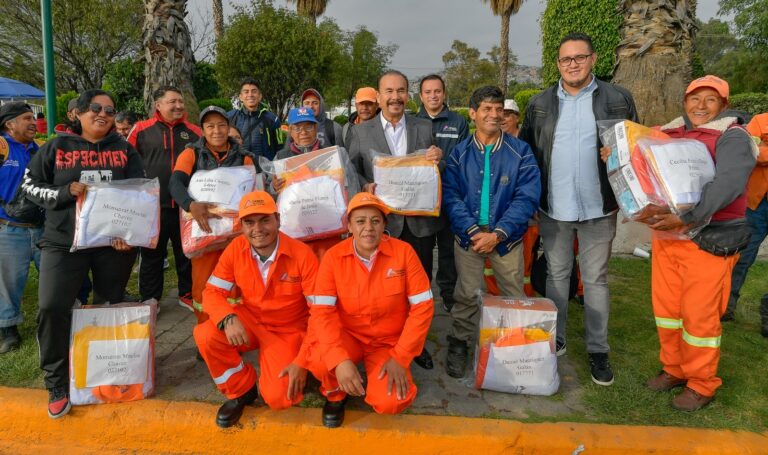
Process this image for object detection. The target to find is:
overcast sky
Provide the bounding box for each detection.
[189,0,722,79]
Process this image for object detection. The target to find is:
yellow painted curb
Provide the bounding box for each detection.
[0,386,765,454]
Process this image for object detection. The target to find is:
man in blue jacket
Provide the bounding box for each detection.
[227,78,282,162]
[442,86,541,378]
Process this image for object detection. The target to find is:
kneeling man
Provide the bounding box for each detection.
[194,191,319,428]
[307,193,434,428]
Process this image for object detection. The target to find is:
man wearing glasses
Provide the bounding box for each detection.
[519,32,638,387]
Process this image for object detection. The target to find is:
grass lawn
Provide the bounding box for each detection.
[1,254,766,432]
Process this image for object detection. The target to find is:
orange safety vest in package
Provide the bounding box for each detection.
[474,295,559,396]
[69,302,157,405]
[373,152,441,217]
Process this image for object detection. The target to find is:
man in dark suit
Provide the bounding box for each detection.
[347,70,444,369]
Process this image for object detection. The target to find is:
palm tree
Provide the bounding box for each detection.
[212,0,224,42]
[482,0,524,93]
[141,0,198,120]
[612,0,697,125]
[286,0,329,26]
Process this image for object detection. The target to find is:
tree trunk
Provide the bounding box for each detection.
[142,0,199,121]
[212,0,224,43]
[612,0,697,126]
[499,12,511,93]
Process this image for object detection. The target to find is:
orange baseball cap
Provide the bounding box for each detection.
[685,75,729,101]
[238,191,278,219]
[346,192,390,217]
[355,87,378,103]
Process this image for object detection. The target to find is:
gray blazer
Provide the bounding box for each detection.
[347,113,444,238]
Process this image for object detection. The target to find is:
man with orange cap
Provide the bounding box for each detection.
[193,191,319,428]
[342,87,379,146]
[307,192,434,428]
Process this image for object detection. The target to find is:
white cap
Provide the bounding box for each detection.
[503,99,519,113]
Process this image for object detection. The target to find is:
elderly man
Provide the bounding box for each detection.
[520,32,638,386]
[443,86,541,378]
[128,86,201,310]
[114,111,137,139]
[0,102,41,353]
[342,87,379,145]
[194,191,319,427]
[227,78,282,162]
[501,99,520,137]
[301,88,344,147]
[347,70,444,370]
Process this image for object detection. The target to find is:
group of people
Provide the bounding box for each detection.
[0,31,765,427]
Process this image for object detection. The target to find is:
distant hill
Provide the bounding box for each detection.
[510,65,541,85]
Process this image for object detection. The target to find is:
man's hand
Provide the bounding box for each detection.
[278,363,307,401]
[362,182,377,194]
[223,315,250,346]
[190,201,222,234]
[335,359,365,396]
[377,357,409,400]
[271,177,286,192]
[425,145,443,164]
[69,182,86,197]
[471,232,499,254]
[111,238,132,252]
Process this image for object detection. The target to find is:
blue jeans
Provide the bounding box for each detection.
[0,224,41,328]
[727,198,768,313]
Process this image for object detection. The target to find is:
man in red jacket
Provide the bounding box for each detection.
[128,86,201,309]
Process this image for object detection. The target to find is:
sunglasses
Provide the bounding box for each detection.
[88,103,117,117]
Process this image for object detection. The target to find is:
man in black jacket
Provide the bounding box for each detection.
[519,32,638,387]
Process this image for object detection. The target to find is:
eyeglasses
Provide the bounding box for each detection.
[88,103,117,117]
[556,53,593,67]
[291,125,315,133]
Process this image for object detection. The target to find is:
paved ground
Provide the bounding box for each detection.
[154,280,587,420]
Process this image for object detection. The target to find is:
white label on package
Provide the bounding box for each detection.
[615,122,632,167]
[85,188,156,244]
[85,338,150,387]
[374,165,439,213]
[188,167,255,210]
[483,341,557,391]
[648,141,715,205]
[191,216,234,239]
[621,166,649,207]
[278,175,346,238]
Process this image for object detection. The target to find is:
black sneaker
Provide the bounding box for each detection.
[0,326,21,354]
[588,353,614,386]
[48,386,71,419]
[445,335,468,378]
[556,340,567,357]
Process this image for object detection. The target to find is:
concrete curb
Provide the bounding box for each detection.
[0,387,765,454]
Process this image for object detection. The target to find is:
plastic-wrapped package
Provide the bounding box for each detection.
[373,151,441,216]
[474,294,559,396]
[260,146,360,241]
[180,165,256,258]
[71,178,160,252]
[69,301,157,405]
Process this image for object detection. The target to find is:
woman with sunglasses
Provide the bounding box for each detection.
[23,89,145,419]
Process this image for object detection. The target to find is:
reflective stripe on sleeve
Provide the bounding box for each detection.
[207,275,234,291]
[408,289,433,305]
[682,327,721,348]
[309,295,337,306]
[213,361,245,385]
[655,317,682,330]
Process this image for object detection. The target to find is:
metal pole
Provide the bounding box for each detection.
[41,0,56,136]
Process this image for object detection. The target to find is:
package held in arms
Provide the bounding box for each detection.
[71,178,160,252]
[373,151,441,216]
[474,294,559,396]
[69,301,157,405]
[260,146,360,241]
[180,165,256,258]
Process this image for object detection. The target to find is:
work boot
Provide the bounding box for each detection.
[556,340,567,357]
[413,348,434,370]
[441,291,455,313]
[215,383,259,428]
[322,397,347,428]
[445,335,468,378]
[646,370,686,392]
[588,353,614,386]
[760,295,768,338]
[47,386,71,419]
[671,387,714,411]
[0,326,21,354]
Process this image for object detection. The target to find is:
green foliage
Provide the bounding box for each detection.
[333,114,348,125]
[719,0,768,54]
[514,88,542,121]
[193,62,221,102]
[695,19,739,71]
[102,58,145,116]
[453,107,470,123]
[198,98,234,112]
[216,0,345,119]
[690,53,705,80]
[729,93,768,116]
[442,40,503,107]
[540,0,621,86]
[55,91,78,126]
[507,81,541,97]
[405,99,419,114]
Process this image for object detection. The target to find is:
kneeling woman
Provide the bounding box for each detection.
[308,193,434,428]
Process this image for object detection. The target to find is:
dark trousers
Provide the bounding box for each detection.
[399,223,436,283]
[435,224,457,299]
[37,246,136,389]
[140,208,192,301]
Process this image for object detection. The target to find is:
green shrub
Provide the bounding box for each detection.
[55,91,79,125]
[333,114,348,125]
[453,107,470,124]
[729,93,768,116]
[198,98,233,112]
[514,89,543,121]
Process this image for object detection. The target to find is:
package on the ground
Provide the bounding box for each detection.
[180,165,256,258]
[72,178,160,252]
[474,295,559,396]
[261,147,360,241]
[69,302,157,405]
[373,151,441,216]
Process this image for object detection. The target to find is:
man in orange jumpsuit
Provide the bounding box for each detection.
[307,193,434,428]
[193,191,319,428]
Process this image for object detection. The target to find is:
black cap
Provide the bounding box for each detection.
[199,105,230,125]
[0,102,33,129]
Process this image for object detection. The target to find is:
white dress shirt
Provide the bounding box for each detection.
[251,237,279,283]
[380,113,407,156]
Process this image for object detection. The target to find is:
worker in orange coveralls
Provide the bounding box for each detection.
[193,190,319,428]
[307,192,434,428]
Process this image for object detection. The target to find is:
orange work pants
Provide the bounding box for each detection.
[651,236,738,397]
[307,330,417,415]
[194,320,305,409]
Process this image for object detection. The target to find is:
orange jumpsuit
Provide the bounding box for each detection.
[307,236,434,414]
[193,233,318,409]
